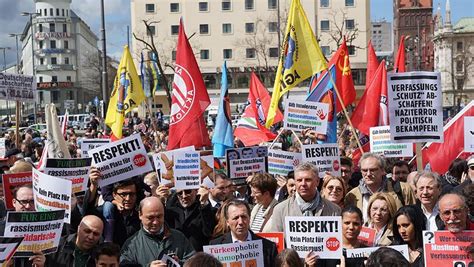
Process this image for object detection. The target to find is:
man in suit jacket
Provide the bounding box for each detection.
[209,199,278,267]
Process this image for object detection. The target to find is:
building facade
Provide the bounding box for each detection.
[433,1,474,115]
[371,20,393,65]
[20,0,100,117]
[130,0,370,113]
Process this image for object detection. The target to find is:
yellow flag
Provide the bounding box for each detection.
[265,0,327,128]
[105,45,145,139]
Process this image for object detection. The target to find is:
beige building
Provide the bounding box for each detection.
[130,0,370,113]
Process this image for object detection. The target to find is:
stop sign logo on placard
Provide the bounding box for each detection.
[326,237,340,251]
[133,154,147,167]
[333,160,340,171]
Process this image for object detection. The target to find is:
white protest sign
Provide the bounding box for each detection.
[203,240,264,266]
[88,134,153,187]
[268,149,301,176]
[44,158,91,193]
[0,138,5,158]
[387,71,443,143]
[32,168,72,223]
[346,244,409,261]
[0,73,36,102]
[464,117,474,152]
[369,126,413,158]
[4,210,65,257]
[156,146,195,186]
[200,153,215,188]
[226,146,268,185]
[302,144,341,178]
[160,254,180,267]
[285,216,342,259]
[0,237,24,263]
[284,99,329,134]
[81,138,110,158]
[173,151,201,190]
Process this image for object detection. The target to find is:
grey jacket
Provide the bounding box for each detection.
[250,199,279,232]
[262,194,341,232]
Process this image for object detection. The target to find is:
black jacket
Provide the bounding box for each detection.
[210,231,278,267]
[46,233,98,267]
[165,193,216,251]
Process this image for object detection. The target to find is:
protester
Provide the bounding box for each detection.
[248,173,279,232]
[339,206,366,266]
[391,160,410,182]
[209,174,234,210]
[94,242,120,267]
[406,171,419,194]
[441,158,468,194]
[12,184,35,212]
[183,252,222,267]
[275,249,304,267]
[47,215,104,266]
[414,171,443,231]
[438,192,473,232]
[365,192,397,246]
[340,156,354,189]
[365,247,410,267]
[211,200,232,239]
[392,205,426,267]
[120,197,195,266]
[143,172,159,197]
[321,175,346,208]
[209,199,278,267]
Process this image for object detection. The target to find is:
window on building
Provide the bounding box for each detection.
[43,8,47,16]
[50,40,56,49]
[50,23,55,32]
[63,24,67,33]
[52,91,59,102]
[64,40,69,49]
[64,57,69,65]
[200,49,210,60]
[51,57,57,65]
[457,78,464,90]
[204,74,217,89]
[245,22,255,33]
[456,60,463,72]
[66,10,68,16]
[320,20,330,31]
[246,48,256,58]
[171,25,179,35]
[200,24,209,34]
[39,9,42,16]
[50,8,53,16]
[147,25,156,36]
[199,2,209,11]
[170,3,180,12]
[321,46,331,56]
[67,76,71,82]
[69,90,74,99]
[346,19,355,30]
[348,45,356,55]
[320,0,329,7]
[269,47,279,57]
[268,22,278,32]
[223,49,232,59]
[56,8,59,16]
[39,41,43,49]
[172,50,177,60]
[222,0,231,11]
[268,0,277,9]
[457,41,463,52]
[39,58,44,65]
[62,9,65,16]
[245,0,254,10]
[146,4,155,13]
[345,0,354,6]
[222,23,232,34]
[39,76,43,82]
[39,24,43,32]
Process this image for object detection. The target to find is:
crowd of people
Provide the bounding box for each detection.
[0,115,473,267]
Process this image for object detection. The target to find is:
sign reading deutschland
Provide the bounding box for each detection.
[0,73,36,102]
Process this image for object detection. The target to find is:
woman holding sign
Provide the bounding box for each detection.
[392,205,426,267]
[365,193,398,246]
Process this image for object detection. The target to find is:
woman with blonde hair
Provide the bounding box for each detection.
[321,175,346,208]
[365,192,398,246]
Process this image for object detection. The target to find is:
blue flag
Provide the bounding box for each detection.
[212,61,234,156]
[306,64,337,143]
[150,52,160,97]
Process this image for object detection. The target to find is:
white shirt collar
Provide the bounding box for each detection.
[231,231,252,243]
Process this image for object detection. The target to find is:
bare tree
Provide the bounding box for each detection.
[320,9,361,50]
[81,51,117,98]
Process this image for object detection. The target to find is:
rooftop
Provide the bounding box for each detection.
[453,17,474,33]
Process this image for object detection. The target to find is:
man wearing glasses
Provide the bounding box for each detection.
[438,192,474,232]
[12,184,35,212]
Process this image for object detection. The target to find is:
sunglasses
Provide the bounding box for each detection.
[177,189,193,196]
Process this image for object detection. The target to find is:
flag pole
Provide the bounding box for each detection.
[328,74,364,154]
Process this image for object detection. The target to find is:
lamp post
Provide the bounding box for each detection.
[8,33,22,74]
[100,0,108,113]
[21,12,40,123]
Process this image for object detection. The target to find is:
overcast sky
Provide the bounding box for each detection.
[0,0,472,69]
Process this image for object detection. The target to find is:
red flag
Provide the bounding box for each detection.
[422,101,474,174]
[394,36,406,73]
[168,19,211,149]
[234,73,282,146]
[351,60,386,135]
[378,63,389,126]
[366,41,379,90]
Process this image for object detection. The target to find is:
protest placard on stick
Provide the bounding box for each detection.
[268,149,301,176]
[464,117,474,152]
[173,151,201,190]
[370,126,413,158]
[284,99,329,134]
[346,245,409,261]
[226,146,268,185]
[0,237,24,263]
[44,158,91,194]
[423,230,474,266]
[302,144,341,178]
[81,139,110,158]
[2,172,32,210]
[154,146,195,186]
[203,240,264,266]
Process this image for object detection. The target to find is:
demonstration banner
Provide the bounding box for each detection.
[173,151,201,190]
[155,146,195,186]
[200,151,215,188]
[423,230,474,266]
[302,144,341,178]
[4,210,65,257]
[256,232,285,253]
[32,169,72,223]
[0,237,24,263]
[2,172,32,210]
[88,134,153,187]
[226,146,268,185]
[0,138,5,158]
[357,226,376,247]
[203,240,264,266]
[285,216,342,259]
[465,117,474,152]
[387,71,443,143]
[81,138,110,158]
[369,126,413,158]
[346,245,409,261]
[44,158,91,193]
[0,73,36,102]
[284,99,329,133]
[268,149,301,176]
